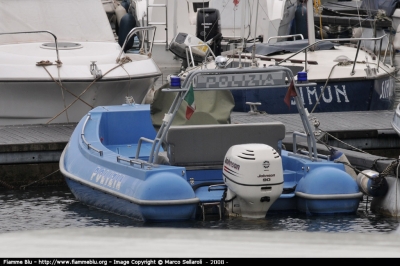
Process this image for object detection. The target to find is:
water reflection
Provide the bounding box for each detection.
[1,187,398,234]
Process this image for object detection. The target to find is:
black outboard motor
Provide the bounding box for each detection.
[196,8,222,56]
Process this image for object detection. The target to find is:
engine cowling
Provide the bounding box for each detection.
[168,32,208,63]
[223,144,284,218]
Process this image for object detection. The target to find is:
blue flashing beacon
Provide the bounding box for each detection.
[170,76,181,87]
[297,71,307,83]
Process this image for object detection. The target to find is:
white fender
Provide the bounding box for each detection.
[394,24,400,50]
[371,176,400,217]
[115,4,127,26]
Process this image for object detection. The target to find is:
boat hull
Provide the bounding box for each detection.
[65,178,196,222]
[0,77,157,125]
[60,105,198,222]
[296,198,361,214]
[295,166,363,214]
[232,76,395,114]
[60,103,363,220]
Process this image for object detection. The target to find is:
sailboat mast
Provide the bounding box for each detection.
[306,0,316,49]
[251,0,259,66]
[238,0,246,68]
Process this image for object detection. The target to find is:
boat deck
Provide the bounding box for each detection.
[231,110,394,133]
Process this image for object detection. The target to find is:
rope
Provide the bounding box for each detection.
[315,118,400,182]
[310,128,395,181]
[20,169,60,190]
[370,158,400,176]
[314,0,323,39]
[36,60,53,66]
[0,179,15,190]
[310,62,340,113]
[45,56,133,124]
[377,62,400,82]
[318,128,370,154]
[57,65,70,122]
[41,66,94,108]
[376,9,390,22]
[120,63,133,97]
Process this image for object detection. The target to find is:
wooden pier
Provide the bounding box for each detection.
[0,123,76,189]
[0,110,399,188]
[233,109,400,152]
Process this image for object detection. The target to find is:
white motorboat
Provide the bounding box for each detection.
[171,0,397,114]
[107,0,297,68]
[0,0,162,125]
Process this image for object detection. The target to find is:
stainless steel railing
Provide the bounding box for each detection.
[275,35,390,75]
[267,34,304,43]
[116,26,157,63]
[0,30,61,64]
[81,114,103,156]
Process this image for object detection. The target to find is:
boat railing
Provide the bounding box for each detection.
[116,25,157,63]
[292,132,328,160]
[116,156,154,168]
[0,30,61,64]
[135,137,155,160]
[81,114,103,156]
[80,114,154,167]
[275,35,390,75]
[267,34,304,43]
[144,66,321,163]
[297,150,329,160]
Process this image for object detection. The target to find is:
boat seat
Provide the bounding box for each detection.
[165,122,286,167]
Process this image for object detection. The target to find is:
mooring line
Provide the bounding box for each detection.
[45,56,133,124]
[19,169,60,190]
[0,179,15,190]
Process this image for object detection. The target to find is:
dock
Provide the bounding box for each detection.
[0,123,76,189]
[0,110,399,188]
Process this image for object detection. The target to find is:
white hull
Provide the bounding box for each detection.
[0,42,162,125]
[0,0,162,125]
[0,77,157,125]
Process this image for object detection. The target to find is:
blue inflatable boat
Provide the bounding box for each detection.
[60,66,363,222]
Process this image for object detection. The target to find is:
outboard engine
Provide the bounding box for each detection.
[196,8,222,56]
[223,144,284,218]
[169,33,209,63]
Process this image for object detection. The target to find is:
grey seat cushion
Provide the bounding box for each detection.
[165,122,285,166]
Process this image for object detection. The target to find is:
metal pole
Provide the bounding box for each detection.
[251,0,259,67]
[377,38,383,72]
[351,40,361,76]
[0,31,61,64]
[307,0,316,51]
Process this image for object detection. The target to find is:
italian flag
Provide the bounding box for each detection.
[184,83,196,120]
